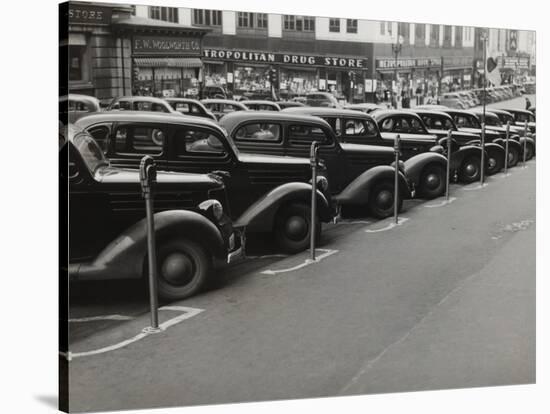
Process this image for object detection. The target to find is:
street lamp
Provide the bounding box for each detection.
[391,34,404,108]
[480,30,489,185]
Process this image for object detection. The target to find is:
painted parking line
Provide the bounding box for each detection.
[424,197,457,209]
[69,314,134,323]
[261,248,339,275]
[364,217,409,233]
[62,306,203,361]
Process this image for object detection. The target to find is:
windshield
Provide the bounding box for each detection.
[73,131,109,174]
[482,115,502,127]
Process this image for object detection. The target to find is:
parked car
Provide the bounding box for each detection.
[414,109,506,176]
[442,109,525,167]
[242,100,282,111]
[164,98,216,121]
[200,99,249,120]
[219,110,423,218]
[63,124,243,300]
[305,92,341,108]
[59,94,101,125]
[499,108,536,133]
[344,103,385,114]
[363,109,487,184]
[75,112,334,253]
[486,109,534,138]
[439,93,468,109]
[276,101,305,110]
[471,109,535,160]
[281,107,453,198]
[106,96,176,113]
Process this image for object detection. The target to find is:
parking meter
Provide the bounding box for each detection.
[504,121,510,174]
[480,122,486,185]
[523,120,528,167]
[394,135,400,224]
[310,141,320,261]
[140,156,160,332]
[446,129,452,201]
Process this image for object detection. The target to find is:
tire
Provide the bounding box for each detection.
[458,155,481,183]
[486,149,504,175]
[418,164,446,199]
[274,202,320,254]
[507,146,520,167]
[368,180,402,219]
[152,239,212,301]
[524,143,535,161]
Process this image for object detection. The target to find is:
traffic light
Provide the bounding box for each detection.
[268,68,278,87]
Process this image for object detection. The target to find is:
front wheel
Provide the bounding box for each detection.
[507,146,520,167]
[274,203,320,254]
[458,155,481,183]
[154,239,212,301]
[418,164,446,199]
[368,180,402,219]
[523,143,535,161]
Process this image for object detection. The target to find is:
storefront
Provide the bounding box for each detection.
[496,56,530,84]
[202,48,368,102]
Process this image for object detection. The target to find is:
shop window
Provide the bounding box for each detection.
[430,24,440,46]
[455,26,463,47]
[288,124,329,146]
[443,26,452,47]
[346,19,357,34]
[283,15,315,32]
[114,126,164,156]
[69,45,86,81]
[176,128,226,155]
[149,6,178,23]
[234,123,282,142]
[193,9,222,26]
[415,24,425,45]
[329,19,340,33]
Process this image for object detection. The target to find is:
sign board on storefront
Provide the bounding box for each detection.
[376,56,472,70]
[68,4,112,25]
[364,79,373,92]
[134,36,202,56]
[497,56,530,69]
[203,49,367,69]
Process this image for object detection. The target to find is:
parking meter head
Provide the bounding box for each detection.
[139,155,157,195]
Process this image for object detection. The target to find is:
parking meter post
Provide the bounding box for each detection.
[394,134,400,224]
[480,122,486,185]
[446,129,452,201]
[310,141,319,262]
[523,120,528,168]
[140,156,159,331]
[504,121,510,174]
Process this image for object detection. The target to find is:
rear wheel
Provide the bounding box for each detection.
[274,203,320,254]
[486,149,504,175]
[153,239,211,301]
[418,164,446,199]
[507,146,520,167]
[524,143,535,161]
[458,155,481,183]
[368,180,402,219]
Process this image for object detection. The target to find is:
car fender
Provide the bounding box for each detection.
[233,182,333,232]
[70,210,225,281]
[518,136,536,153]
[450,145,485,170]
[333,165,410,205]
[404,152,447,186]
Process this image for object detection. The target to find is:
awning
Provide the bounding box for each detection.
[134,57,203,68]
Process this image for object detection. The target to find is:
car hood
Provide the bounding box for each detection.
[427,129,479,139]
[457,127,501,138]
[237,153,311,166]
[340,142,394,155]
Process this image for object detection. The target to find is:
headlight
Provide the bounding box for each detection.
[198,199,224,221]
[310,176,329,193]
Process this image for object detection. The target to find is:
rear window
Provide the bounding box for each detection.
[114,125,165,155]
[288,124,330,145]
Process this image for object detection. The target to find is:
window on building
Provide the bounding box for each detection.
[398,22,410,42]
[238,12,252,28]
[193,9,222,26]
[380,21,385,35]
[430,24,440,46]
[455,26,463,47]
[69,45,85,81]
[283,15,315,31]
[415,23,425,44]
[329,18,341,33]
[443,25,452,47]
[149,6,178,23]
[256,13,268,29]
[387,22,393,36]
[347,19,358,34]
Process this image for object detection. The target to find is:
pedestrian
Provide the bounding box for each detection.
[525,97,531,110]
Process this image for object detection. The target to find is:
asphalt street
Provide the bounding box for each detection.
[67,152,536,412]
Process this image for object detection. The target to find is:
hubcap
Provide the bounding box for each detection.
[376,190,394,210]
[161,252,194,286]
[465,163,478,177]
[488,158,497,169]
[285,215,308,241]
[425,173,441,189]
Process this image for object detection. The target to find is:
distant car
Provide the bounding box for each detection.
[276,101,305,110]
[203,85,229,99]
[486,109,533,138]
[242,100,282,111]
[344,103,385,114]
[439,93,468,109]
[200,99,249,120]
[63,124,242,300]
[164,98,216,121]
[59,94,101,125]
[106,96,176,114]
[76,112,334,253]
[499,108,536,133]
[305,92,341,108]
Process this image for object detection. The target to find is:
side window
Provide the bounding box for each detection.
[322,117,341,136]
[173,102,191,114]
[288,124,330,146]
[175,127,226,156]
[114,125,165,155]
[343,118,377,138]
[234,123,282,142]
[393,117,411,133]
[443,119,454,130]
[380,118,395,132]
[409,117,424,133]
[87,124,111,152]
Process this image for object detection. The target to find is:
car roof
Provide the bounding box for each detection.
[470,109,499,119]
[370,109,423,120]
[74,111,224,132]
[243,100,279,105]
[486,108,514,116]
[283,106,374,119]
[218,110,334,132]
[201,99,247,107]
[413,109,454,119]
[500,108,532,115]
[61,93,100,104]
[110,96,169,104]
